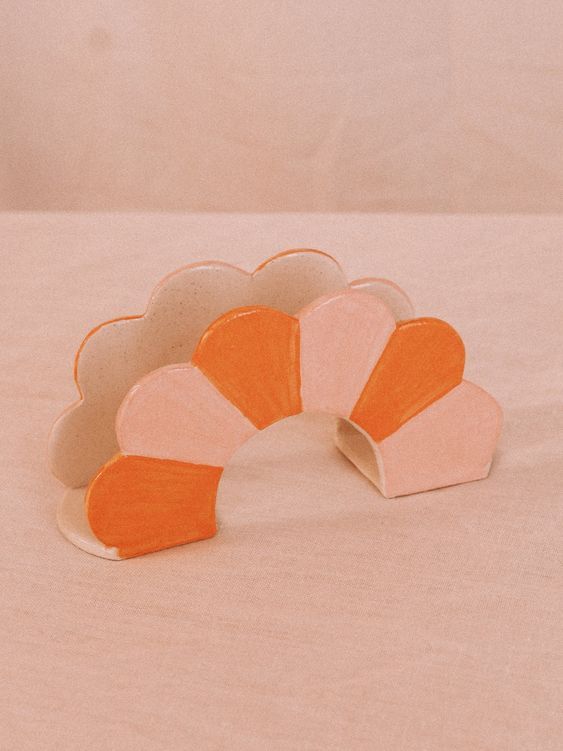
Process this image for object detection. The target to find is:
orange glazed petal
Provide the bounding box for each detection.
[351,317,465,442]
[86,454,222,558]
[192,306,301,430]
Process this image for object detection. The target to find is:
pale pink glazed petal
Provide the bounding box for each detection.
[116,364,257,466]
[298,289,396,417]
[377,380,502,497]
[349,277,414,320]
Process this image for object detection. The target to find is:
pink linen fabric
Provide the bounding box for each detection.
[2,2,563,212]
[1,213,562,749]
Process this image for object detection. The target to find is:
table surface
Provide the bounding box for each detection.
[1,213,562,750]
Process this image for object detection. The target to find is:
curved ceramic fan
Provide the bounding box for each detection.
[49,251,501,560]
[49,249,412,488]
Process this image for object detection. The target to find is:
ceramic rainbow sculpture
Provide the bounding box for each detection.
[49,250,502,559]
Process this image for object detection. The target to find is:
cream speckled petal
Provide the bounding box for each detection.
[349,277,414,320]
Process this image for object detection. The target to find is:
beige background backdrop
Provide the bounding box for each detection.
[2,1,563,212]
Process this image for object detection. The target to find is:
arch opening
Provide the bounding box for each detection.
[58,411,387,560]
[334,418,384,494]
[214,412,384,533]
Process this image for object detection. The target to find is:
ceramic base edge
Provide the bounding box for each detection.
[57,486,121,560]
[334,418,390,497]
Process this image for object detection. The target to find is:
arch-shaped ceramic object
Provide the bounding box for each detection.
[48,249,413,489]
[57,288,502,559]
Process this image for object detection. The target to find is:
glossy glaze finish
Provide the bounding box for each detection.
[298,290,395,416]
[351,317,465,442]
[193,306,302,430]
[116,363,257,465]
[87,454,223,558]
[377,380,503,497]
